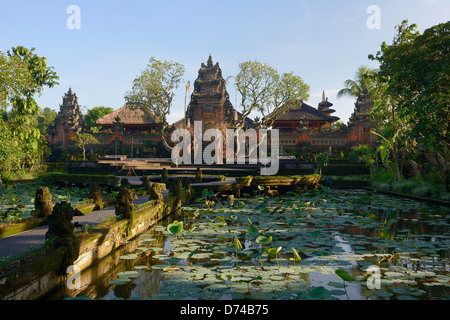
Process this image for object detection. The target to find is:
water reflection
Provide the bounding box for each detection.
[49,189,449,300]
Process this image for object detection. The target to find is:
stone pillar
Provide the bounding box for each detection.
[161,168,169,184]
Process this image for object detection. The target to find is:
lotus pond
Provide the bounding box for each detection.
[64,188,449,300]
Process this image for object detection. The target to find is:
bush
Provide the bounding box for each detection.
[315,153,328,176]
[372,178,449,200]
[373,167,396,182]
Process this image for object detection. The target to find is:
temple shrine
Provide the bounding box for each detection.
[176,55,253,131]
[47,56,376,159]
[47,87,85,148]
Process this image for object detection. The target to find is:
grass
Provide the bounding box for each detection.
[372,179,450,200]
[328,175,371,181]
[0,170,40,183]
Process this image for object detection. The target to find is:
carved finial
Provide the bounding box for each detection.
[322,90,325,102]
[68,87,73,95]
[207,54,213,67]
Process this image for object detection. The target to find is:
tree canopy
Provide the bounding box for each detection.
[369,20,449,189]
[125,57,185,150]
[235,60,310,129]
[84,105,114,130]
[71,133,99,161]
[369,20,449,153]
[337,66,377,99]
[0,46,59,174]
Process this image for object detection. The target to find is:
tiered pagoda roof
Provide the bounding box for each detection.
[54,87,84,131]
[182,55,253,129]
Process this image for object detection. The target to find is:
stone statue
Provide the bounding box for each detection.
[88,183,103,210]
[149,183,164,203]
[141,176,152,190]
[114,186,134,219]
[169,179,183,195]
[34,187,53,217]
[45,201,80,272]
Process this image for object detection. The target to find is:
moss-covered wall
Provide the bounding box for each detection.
[0,217,47,239]
[0,190,191,300]
[0,247,67,300]
[0,198,116,239]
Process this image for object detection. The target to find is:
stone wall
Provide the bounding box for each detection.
[0,189,191,300]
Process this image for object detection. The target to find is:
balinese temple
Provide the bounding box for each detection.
[346,87,376,146]
[47,87,85,148]
[272,90,375,152]
[94,105,160,146]
[47,89,161,153]
[47,58,377,159]
[175,55,253,131]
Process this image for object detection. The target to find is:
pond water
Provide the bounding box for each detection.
[57,188,449,300]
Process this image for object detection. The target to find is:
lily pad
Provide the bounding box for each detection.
[108,278,131,285]
[335,269,357,282]
[117,271,140,278]
[396,295,418,300]
[119,254,139,260]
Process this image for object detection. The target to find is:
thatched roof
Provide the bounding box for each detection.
[95,105,158,126]
[173,117,187,128]
[274,101,338,122]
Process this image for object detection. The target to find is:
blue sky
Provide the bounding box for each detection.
[1,0,449,123]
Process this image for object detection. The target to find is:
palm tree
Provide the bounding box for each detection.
[337,66,376,99]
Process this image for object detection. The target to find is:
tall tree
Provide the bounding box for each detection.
[235,60,310,129]
[125,57,185,151]
[336,66,376,99]
[369,78,409,181]
[0,53,33,111]
[0,120,24,174]
[71,133,99,161]
[37,107,57,135]
[0,46,59,171]
[370,20,449,189]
